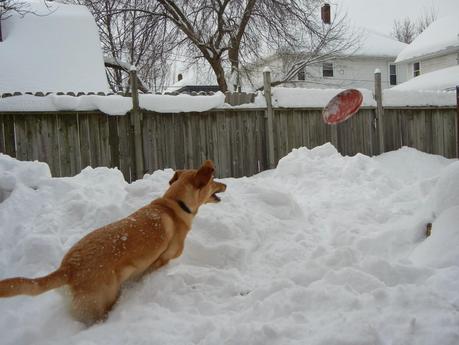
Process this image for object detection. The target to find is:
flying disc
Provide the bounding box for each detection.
[322,89,363,125]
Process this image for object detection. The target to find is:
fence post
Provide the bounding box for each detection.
[263,68,275,169]
[456,85,459,158]
[130,66,145,180]
[374,69,385,154]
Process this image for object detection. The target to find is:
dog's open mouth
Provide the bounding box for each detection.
[212,193,221,202]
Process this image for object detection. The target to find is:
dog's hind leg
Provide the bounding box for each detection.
[70,282,120,325]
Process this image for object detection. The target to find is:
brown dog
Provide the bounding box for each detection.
[0,160,226,324]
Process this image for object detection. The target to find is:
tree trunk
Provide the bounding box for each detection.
[228,45,240,91]
[208,58,228,92]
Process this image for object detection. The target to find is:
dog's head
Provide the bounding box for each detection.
[165,160,226,213]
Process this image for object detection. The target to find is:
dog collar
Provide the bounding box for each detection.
[176,200,193,214]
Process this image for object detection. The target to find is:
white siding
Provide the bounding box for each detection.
[284,57,401,90]
[400,52,459,82]
[419,53,458,74]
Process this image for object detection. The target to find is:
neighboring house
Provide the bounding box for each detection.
[0,1,109,93]
[165,61,219,93]
[394,15,459,91]
[391,65,459,91]
[249,30,408,90]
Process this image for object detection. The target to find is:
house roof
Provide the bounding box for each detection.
[391,65,459,91]
[0,0,109,93]
[351,30,407,58]
[395,15,459,64]
[258,29,407,64]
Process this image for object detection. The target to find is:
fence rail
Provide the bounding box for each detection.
[0,106,457,181]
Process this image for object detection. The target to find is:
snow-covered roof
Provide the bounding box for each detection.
[165,61,217,93]
[0,1,109,93]
[352,30,407,58]
[395,15,459,64]
[390,65,459,91]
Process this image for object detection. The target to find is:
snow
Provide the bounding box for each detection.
[0,1,109,93]
[383,89,457,107]
[410,206,459,269]
[395,15,459,64]
[0,92,226,115]
[352,30,407,58]
[1,144,459,344]
[272,88,376,108]
[0,154,51,203]
[390,65,459,92]
[1,86,456,114]
[431,161,459,216]
[139,92,225,113]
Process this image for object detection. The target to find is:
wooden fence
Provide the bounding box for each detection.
[0,106,457,181]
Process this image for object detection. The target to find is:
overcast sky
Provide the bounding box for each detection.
[332,0,459,35]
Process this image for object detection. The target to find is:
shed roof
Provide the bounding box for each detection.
[0,0,109,93]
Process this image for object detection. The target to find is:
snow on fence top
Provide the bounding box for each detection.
[0,92,226,115]
[383,89,457,107]
[0,87,456,114]
[272,88,377,107]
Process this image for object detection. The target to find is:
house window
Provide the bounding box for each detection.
[389,64,397,85]
[413,62,420,77]
[297,68,305,81]
[323,62,333,77]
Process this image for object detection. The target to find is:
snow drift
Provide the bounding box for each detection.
[0,145,458,345]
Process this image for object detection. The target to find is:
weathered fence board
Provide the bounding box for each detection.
[382,108,457,158]
[0,106,457,181]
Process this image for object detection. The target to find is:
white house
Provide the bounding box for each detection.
[249,30,408,91]
[0,1,109,93]
[394,15,459,91]
[165,60,218,93]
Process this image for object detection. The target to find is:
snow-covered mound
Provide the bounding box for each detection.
[0,154,51,202]
[431,161,459,216]
[410,206,459,269]
[1,144,458,345]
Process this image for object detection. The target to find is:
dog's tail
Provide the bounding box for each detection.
[0,269,67,297]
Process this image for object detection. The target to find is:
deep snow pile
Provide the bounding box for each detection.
[1,145,459,345]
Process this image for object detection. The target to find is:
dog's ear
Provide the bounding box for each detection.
[194,160,215,188]
[169,170,183,185]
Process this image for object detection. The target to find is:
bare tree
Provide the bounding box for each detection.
[151,0,354,92]
[68,0,178,92]
[391,17,417,44]
[0,0,29,41]
[64,0,354,92]
[263,12,359,88]
[415,6,438,33]
[391,7,438,44]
